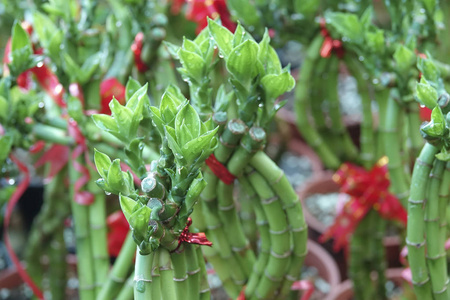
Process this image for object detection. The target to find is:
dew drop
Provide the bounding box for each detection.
[36,61,44,68]
[105,191,111,196]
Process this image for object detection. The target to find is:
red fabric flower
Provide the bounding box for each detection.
[99,78,126,115]
[107,211,130,257]
[186,0,236,34]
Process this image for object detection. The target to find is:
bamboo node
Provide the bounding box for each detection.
[270,249,292,259]
[426,252,446,260]
[187,268,201,275]
[269,228,289,235]
[173,275,188,282]
[424,217,440,222]
[285,274,298,282]
[256,220,269,226]
[283,199,300,210]
[110,275,126,283]
[218,203,235,211]
[261,196,279,205]
[411,277,430,286]
[405,238,426,248]
[416,158,433,168]
[264,270,284,282]
[290,225,307,233]
[219,136,238,148]
[207,223,222,230]
[408,198,424,204]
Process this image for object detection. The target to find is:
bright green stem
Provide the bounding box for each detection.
[171,249,188,299]
[202,246,241,298]
[215,119,247,163]
[345,56,375,168]
[69,159,95,300]
[32,123,74,146]
[381,94,410,206]
[327,56,359,162]
[247,171,291,299]
[294,34,340,169]
[425,159,447,299]
[151,250,162,300]
[249,152,308,297]
[437,165,450,299]
[407,142,438,299]
[185,244,200,300]
[134,252,153,300]
[97,231,136,300]
[217,181,255,277]
[196,245,211,300]
[116,272,134,300]
[88,192,109,296]
[238,184,258,251]
[238,176,271,297]
[159,248,178,300]
[48,226,67,300]
[309,58,329,138]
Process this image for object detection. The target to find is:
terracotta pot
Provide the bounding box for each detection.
[328,268,405,300]
[303,239,342,300]
[298,173,403,279]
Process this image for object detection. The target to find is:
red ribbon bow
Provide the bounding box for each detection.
[131,32,149,73]
[173,218,212,252]
[319,18,344,59]
[320,157,407,252]
[205,154,236,185]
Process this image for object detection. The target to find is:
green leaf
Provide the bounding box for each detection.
[162,41,181,59]
[48,30,64,59]
[94,149,112,179]
[165,126,185,164]
[417,57,440,83]
[421,107,445,137]
[92,114,119,133]
[126,84,148,111]
[416,78,438,109]
[67,96,85,123]
[226,0,260,27]
[184,173,207,211]
[110,98,133,138]
[62,53,81,82]
[257,29,281,75]
[293,0,320,17]
[208,18,234,58]
[360,7,373,29]
[107,159,129,195]
[119,194,137,222]
[125,77,143,101]
[182,127,218,164]
[261,72,295,99]
[129,205,151,240]
[232,22,245,48]
[436,148,450,161]
[11,22,32,52]
[79,54,100,84]
[325,12,363,43]
[0,135,13,163]
[160,91,182,125]
[0,96,8,121]
[393,45,415,73]
[226,39,259,82]
[178,49,205,83]
[365,29,384,54]
[149,106,165,135]
[33,12,58,49]
[182,37,202,55]
[175,104,201,146]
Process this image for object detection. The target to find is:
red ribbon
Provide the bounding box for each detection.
[4,155,44,299]
[185,0,236,34]
[131,32,149,73]
[106,211,130,257]
[172,218,212,252]
[319,19,344,59]
[291,280,315,300]
[205,154,236,185]
[319,157,407,252]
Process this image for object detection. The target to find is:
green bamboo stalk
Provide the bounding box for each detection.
[217,181,255,277]
[294,34,340,169]
[116,272,135,300]
[185,244,201,300]
[48,226,67,300]
[159,248,178,300]
[97,231,136,300]
[381,93,410,206]
[407,142,438,299]
[425,159,447,300]
[327,55,359,162]
[309,57,329,142]
[201,246,241,297]
[238,176,271,297]
[151,250,162,300]
[69,159,96,300]
[238,183,258,251]
[437,164,450,299]
[196,245,211,300]
[214,119,247,163]
[247,171,291,299]
[171,249,189,299]
[249,152,308,297]
[88,192,109,296]
[134,251,153,300]
[345,56,375,168]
